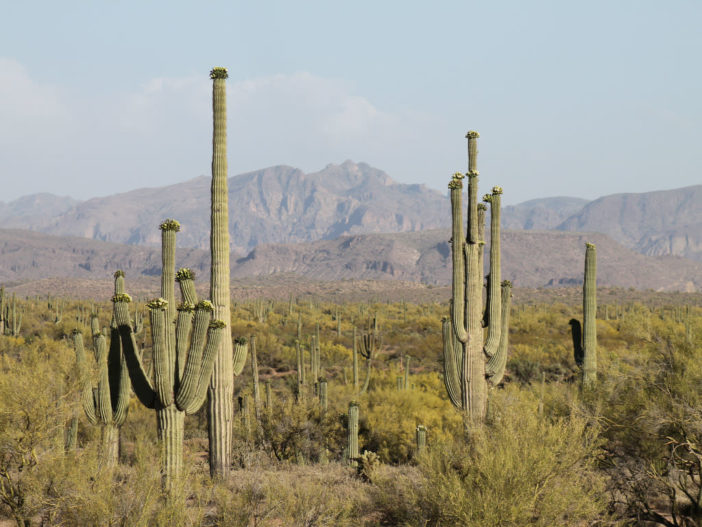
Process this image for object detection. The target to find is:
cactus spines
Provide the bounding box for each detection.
[348,401,359,467]
[416,425,427,455]
[442,131,508,423]
[208,66,235,478]
[571,243,597,387]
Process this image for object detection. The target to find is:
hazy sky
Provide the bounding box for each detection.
[1,1,700,205]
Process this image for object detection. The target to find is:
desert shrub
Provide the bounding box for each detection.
[362,375,463,463]
[209,464,370,527]
[372,387,608,526]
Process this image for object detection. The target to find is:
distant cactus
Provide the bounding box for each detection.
[250,335,261,420]
[570,243,597,387]
[359,316,381,394]
[442,131,510,422]
[318,378,328,412]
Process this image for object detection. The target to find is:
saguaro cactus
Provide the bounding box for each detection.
[416,425,427,455]
[208,66,235,478]
[359,316,381,394]
[442,131,511,422]
[570,243,597,387]
[348,401,359,466]
[250,335,261,420]
[73,272,131,466]
[117,221,225,490]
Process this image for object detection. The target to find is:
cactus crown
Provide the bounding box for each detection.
[159,219,181,232]
[209,320,226,329]
[71,328,81,336]
[586,242,596,249]
[478,203,488,211]
[492,185,503,195]
[452,171,465,180]
[501,280,513,288]
[234,336,248,345]
[210,67,228,79]
[112,293,132,303]
[417,425,426,431]
[482,194,492,203]
[113,270,125,278]
[349,401,360,408]
[177,302,195,312]
[196,300,214,312]
[465,130,480,139]
[147,298,168,310]
[175,268,195,282]
[448,179,463,190]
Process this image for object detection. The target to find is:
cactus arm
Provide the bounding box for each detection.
[106,326,128,424]
[175,303,210,411]
[442,318,463,409]
[487,281,512,386]
[149,300,175,407]
[448,175,468,344]
[116,317,157,409]
[112,352,130,427]
[232,338,248,376]
[483,189,503,358]
[176,268,198,306]
[175,304,194,384]
[73,332,98,425]
[93,333,114,424]
[182,321,225,415]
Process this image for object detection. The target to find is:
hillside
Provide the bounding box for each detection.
[1,228,699,293]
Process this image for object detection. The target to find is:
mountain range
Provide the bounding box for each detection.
[1,161,701,293]
[2,161,700,263]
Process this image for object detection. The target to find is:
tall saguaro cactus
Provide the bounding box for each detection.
[442,131,511,422]
[208,66,235,478]
[73,272,131,466]
[570,243,597,387]
[118,221,225,490]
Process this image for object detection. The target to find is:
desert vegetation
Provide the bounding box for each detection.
[1,281,701,525]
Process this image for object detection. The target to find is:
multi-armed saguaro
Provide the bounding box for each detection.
[570,242,597,387]
[117,220,226,489]
[73,271,131,467]
[442,131,512,423]
[208,66,236,478]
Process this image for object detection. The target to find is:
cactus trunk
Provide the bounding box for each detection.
[348,402,359,466]
[208,67,234,479]
[582,243,597,386]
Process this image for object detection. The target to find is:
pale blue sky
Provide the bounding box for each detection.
[1,1,700,204]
